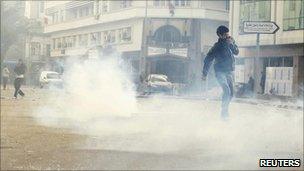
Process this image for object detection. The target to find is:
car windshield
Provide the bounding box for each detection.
[150,77,167,82]
[47,73,60,79]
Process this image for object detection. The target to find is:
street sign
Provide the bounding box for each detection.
[243,21,279,34]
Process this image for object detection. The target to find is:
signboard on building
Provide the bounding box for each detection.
[243,21,279,34]
[148,47,166,56]
[169,48,188,58]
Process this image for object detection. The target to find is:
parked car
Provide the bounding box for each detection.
[143,74,173,95]
[39,71,63,88]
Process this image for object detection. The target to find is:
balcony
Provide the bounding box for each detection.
[147,35,190,48]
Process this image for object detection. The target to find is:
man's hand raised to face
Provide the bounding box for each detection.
[227,36,235,44]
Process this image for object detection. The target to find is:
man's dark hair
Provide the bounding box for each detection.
[216,25,229,36]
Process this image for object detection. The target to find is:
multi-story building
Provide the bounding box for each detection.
[2,1,50,85]
[230,0,303,97]
[24,1,52,84]
[44,0,230,87]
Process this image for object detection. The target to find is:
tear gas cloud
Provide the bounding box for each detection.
[33,51,303,170]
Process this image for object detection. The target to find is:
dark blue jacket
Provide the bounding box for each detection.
[202,38,239,76]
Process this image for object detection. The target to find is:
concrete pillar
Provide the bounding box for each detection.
[292,56,299,97]
[188,19,202,93]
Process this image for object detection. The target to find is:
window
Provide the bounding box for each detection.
[52,12,59,23]
[46,44,51,56]
[283,0,304,30]
[66,37,71,48]
[62,37,67,48]
[95,0,100,14]
[181,0,186,6]
[160,0,167,6]
[39,1,44,13]
[90,32,101,45]
[72,10,77,19]
[79,34,88,47]
[72,36,76,47]
[56,38,62,49]
[118,27,132,43]
[225,0,230,11]
[102,1,109,13]
[109,30,116,43]
[66,36,76,48]
[153,0,160,6]
[60,10,64,22]
[121,0,132,8]
[104,30,116,44]
[172,0,190,7]
[239,0,271,33]
[264,57,293,67]
[52,39,56,50]
[283,57,293,67]
[30,42,41,55]
[79,8,83,17]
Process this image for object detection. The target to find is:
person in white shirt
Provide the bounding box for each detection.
[2,65,10,90]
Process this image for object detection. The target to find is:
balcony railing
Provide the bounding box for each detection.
[147,36,191,48]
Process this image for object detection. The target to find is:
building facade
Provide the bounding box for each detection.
[44,0,229,89]
[230,0,304,97]
[24,1,51,85]
[2,1,50,85]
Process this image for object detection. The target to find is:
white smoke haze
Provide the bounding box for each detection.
[34,51,138,132]
[32,51,303,169]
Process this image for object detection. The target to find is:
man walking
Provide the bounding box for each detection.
[13,59,26,99]
[202,26,239,119]
[260,71,266,94]
[2,65,10,90]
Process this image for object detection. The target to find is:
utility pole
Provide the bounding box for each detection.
[253,33,260,93]
[139,0,148,77]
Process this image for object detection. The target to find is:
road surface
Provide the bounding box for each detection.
[1,87,303,170]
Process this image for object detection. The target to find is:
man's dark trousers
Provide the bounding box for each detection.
[14,78,25,98]
[215,71,234,118]
[2,77,8,89]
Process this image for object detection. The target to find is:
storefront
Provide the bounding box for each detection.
[235,44,303,97]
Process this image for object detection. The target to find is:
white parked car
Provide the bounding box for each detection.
[39,71,63,88]
[143,74,173,94]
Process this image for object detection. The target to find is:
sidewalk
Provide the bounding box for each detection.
[137,93,303,111]
[2,84,302,111]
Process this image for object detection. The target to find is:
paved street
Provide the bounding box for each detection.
[1,87,303,170]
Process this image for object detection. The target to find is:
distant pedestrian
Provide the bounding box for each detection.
[13,59,26,99]
[202,25,239,120]
[2,65,10,90]
[247,76,254,96]
[260,71,266,94]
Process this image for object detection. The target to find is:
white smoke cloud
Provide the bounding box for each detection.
[34,51,138,129]
[32,50,303,170]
